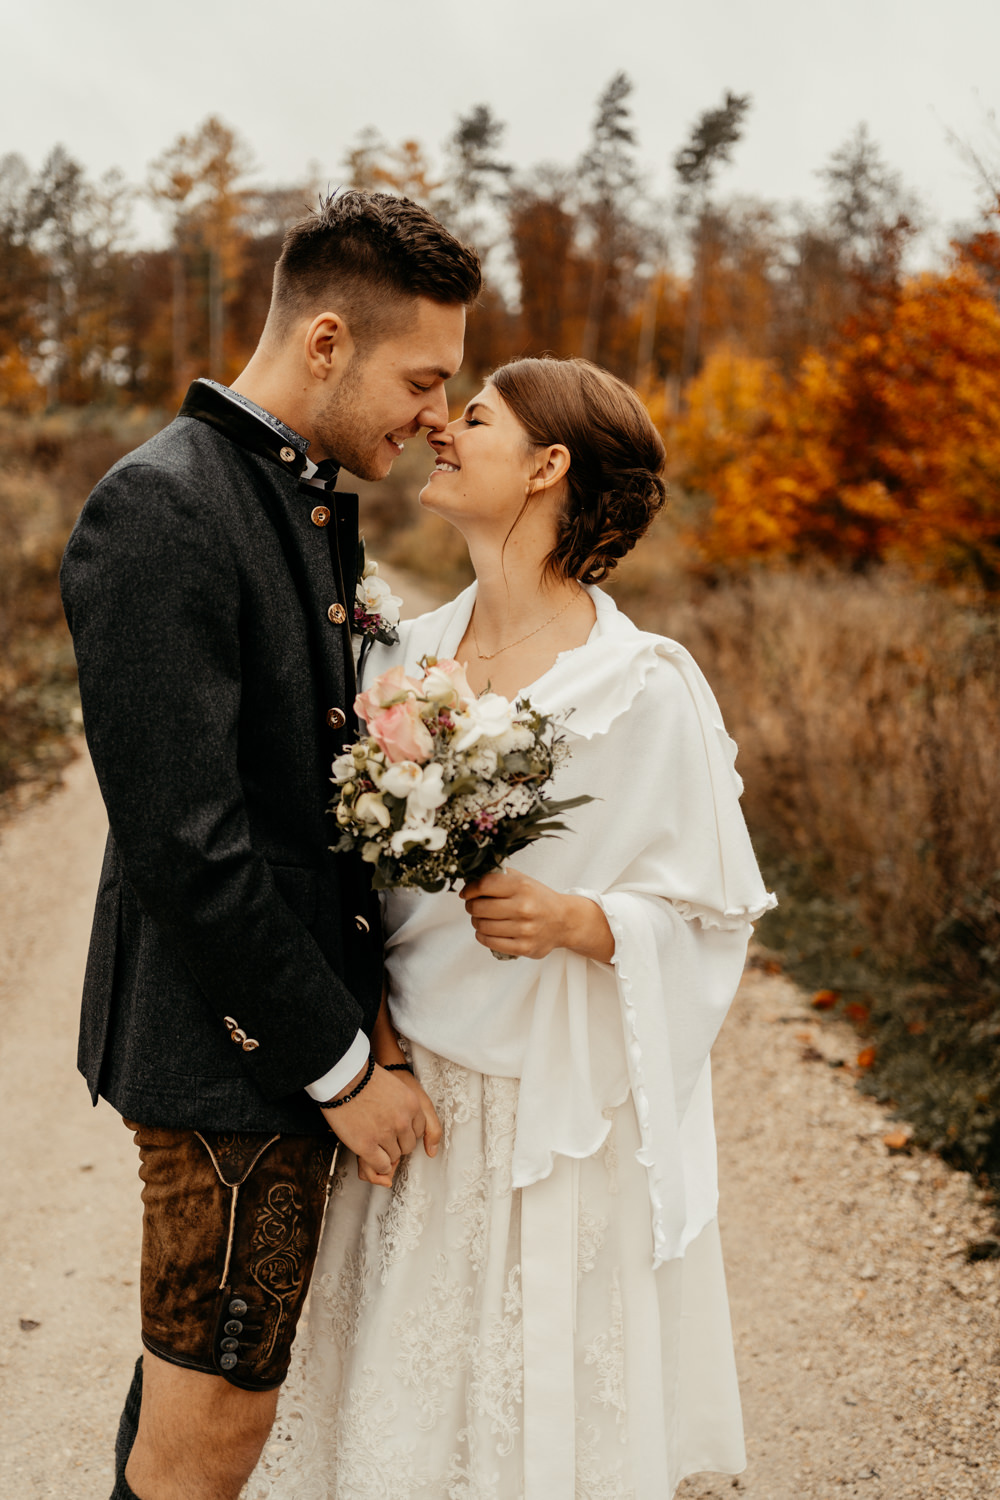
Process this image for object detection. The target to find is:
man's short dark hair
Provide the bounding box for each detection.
[270,190,482,347]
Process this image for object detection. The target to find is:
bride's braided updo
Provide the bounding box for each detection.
[489,356,666,583]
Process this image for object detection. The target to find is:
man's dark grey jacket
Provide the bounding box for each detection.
[61,381,383,1135]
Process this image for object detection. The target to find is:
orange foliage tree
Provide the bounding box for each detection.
[672,252,1000,582]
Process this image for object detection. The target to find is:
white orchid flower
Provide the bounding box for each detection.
[331,752,357,783]
[389,818,448,855]
[357,571,402,626]
[380,760,447,813]
[406,762,448,817]
[451,692,517,753]
[355,792,391,828]
[380,761,424,798]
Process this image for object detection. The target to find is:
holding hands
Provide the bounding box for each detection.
[335,872,613,1188]
[327,988,443,1187]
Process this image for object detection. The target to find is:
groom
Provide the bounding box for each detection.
[61,190,481,1500]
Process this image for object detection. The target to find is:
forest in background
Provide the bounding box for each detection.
[2,76,999,1187]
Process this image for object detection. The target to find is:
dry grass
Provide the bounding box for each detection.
[616,559,1000,983]
[609,525,1000,1180]
[0,409,159,807]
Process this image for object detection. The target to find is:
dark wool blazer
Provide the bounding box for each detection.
[61,382,383,1135]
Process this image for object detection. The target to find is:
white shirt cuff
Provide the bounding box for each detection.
[305,1031,370,1103]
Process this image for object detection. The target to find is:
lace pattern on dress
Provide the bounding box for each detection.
[248,1047,740,1499]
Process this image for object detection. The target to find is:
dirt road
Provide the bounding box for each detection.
[1,582,998,1497]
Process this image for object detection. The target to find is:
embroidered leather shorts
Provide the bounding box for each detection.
[126,1121,336,1392]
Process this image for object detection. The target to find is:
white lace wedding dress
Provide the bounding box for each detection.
[247,1045,743,1500]
[247,586,774,1499]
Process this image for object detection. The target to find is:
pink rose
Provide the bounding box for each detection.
[354,664,421,726]
[369,700,434,764]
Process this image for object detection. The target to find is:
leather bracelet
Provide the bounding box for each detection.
[316,1052,376,1109]
[382,1062,413,1074]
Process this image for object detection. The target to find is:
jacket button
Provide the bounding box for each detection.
[311,505,331,527]
[224,1319,244,1336]
[220,1337,240,1353]
[231,1028,247,1045]
[228,1298,248,1316]
[242,1038,259,1052]
[223,1016,237,1031]
[219,1352,238,1371]
[354,915,370,933]
[326,707,346,730]
[327,603,348,625]
[279,446,297,463]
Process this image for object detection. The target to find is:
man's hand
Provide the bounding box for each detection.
[321,1063,426,1187]
[356,1071,443,1186]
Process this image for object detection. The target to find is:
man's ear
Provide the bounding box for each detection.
[303,312,356,383]
[528,443,571,493]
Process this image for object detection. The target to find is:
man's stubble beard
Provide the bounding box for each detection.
[313,353,391,483]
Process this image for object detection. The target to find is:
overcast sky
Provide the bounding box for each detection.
[4,0,998,250]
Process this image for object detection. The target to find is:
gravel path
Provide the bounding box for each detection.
[1,574,997,1498]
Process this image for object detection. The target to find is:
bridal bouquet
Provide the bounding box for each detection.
[330,658,592,893]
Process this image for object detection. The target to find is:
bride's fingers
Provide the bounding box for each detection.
[421,1096,443,1156]
[475,929,522,953]
[466,900,523,925]
[357,1155,395,1186]
[460,870,516,901]
[471,915,531,939]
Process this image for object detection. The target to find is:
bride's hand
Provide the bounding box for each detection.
[460,870,615,963]
[357,1070,442,1186]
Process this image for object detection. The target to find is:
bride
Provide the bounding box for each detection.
[248,356,774,1499]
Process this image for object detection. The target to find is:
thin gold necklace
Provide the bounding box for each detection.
[471,588,582,661]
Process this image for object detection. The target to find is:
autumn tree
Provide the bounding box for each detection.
[443,104,512,231]
[577,72,644,372]
[342,128,444,208]
[509,166,588,357]
[0,154,46,410]
[17,147,136,407]
[673,89,752,384]
[149,117,253,393]
[672,258,1000,582]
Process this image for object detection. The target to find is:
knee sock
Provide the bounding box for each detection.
[111,1353,144,1499]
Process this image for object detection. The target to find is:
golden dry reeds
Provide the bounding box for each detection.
[611,523,1000,1012]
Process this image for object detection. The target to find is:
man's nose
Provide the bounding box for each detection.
[419,385,450,435]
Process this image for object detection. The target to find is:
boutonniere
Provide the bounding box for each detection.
[353,538,402,647]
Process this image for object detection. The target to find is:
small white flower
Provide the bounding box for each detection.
[406,762,448,818]
[451,693,516,752]
[495,721,534,754]
[389,818,447,856]
[468,746,499,777]
[362,560,379,579]
[331,753,356,782]
[355,792,391,829]
[380,760,425,799]
[357,572,402,626]
[379,760,448,816]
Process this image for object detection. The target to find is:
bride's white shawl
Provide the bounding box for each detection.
[363,584,775,1266]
